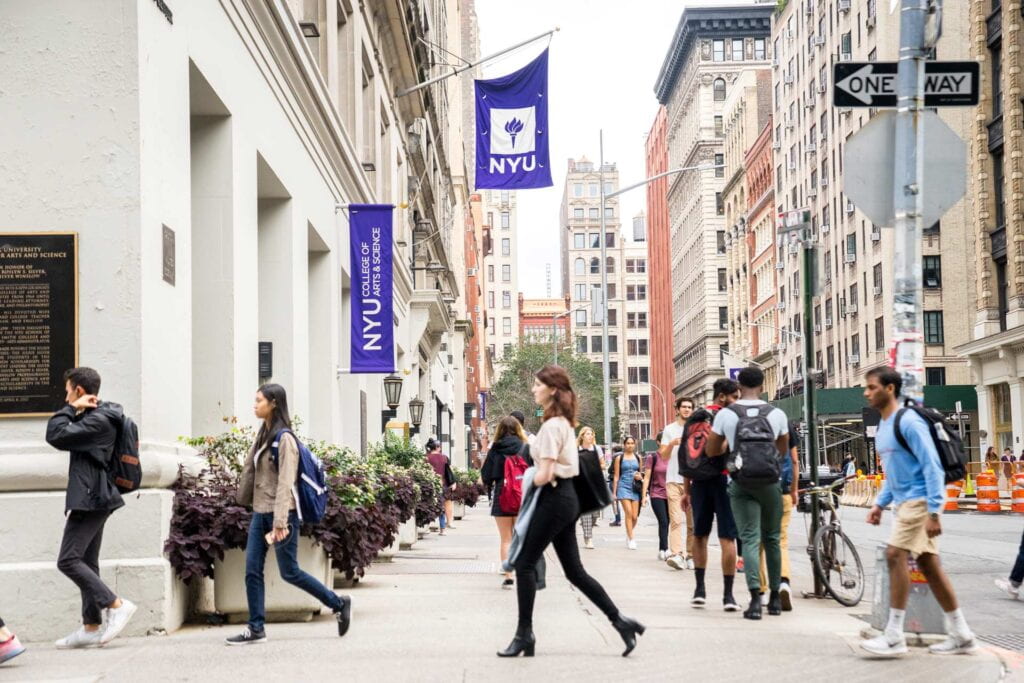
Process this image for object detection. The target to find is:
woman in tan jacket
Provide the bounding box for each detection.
[226,383,351,645]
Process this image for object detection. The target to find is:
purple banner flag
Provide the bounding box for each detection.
[474,49,552,190]
[350,204,395,373]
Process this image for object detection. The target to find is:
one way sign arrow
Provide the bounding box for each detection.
[833,61,979,108]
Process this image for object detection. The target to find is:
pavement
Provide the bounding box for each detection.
[4,500,1020,682]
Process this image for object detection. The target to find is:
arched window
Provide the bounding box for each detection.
[606,256,615,274]
[574,257,586,275]
[590,257,600,274]
[713,78,726,101]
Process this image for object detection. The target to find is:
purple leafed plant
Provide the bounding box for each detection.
[504,118,525,148]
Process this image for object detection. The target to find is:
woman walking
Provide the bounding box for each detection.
[498,366,644,658]
[425,438,457,534]
[612,436,644,550]
[481,416,531,589]
[227,384,352,645]
[577,426,603,550]
[642,433,670,561]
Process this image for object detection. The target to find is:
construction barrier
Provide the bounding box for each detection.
[977,472,1002,513]
[944,480,963,512]
[1013,473,1024,514]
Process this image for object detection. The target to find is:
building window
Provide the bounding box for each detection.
[754,38,766,60]
[718,268,727,292]
[501,264,511,282]
[501,212,510,229]
[502,291,511,308]
[719,307,728,330]
[715,154,724,177]
[591,335,602,352]
[732,38,744,61]
[590,232,601,248]
[713,78,726,101]
[575,309,587,326]
[501,238,510,256]
[636,259,646,273]
[713,39,725,62]
[606,232,616,248]
[604,181,613,195]
[925,367,946,386]
[875,316,885,350]
[873,263,883,292]
[606,256,615,274]
[924,311,944,344]
[715,115,724,137]
[841,31,852,56]
[590,257,600,274]
[574,258,585,275]
[607,307,617,326]
[574,283,587,300]
[605,207,614,218]
[589,207,599,219]
[488,291,495,308]
[574,233,586,249]
[609,361,619,380]
[607,283,617,299]
[628,367,651,384]
[488,265,494,282]
[503,317,512,335]
[992,42,1003,118]
[993,150,1006,228]
[627,339,649,355]
[609,336,618,352]
[573,183,583,197]
[627,285,647,301]
[717,231,726,254]
[577,336,587,353]
[716,192,724,215]
[923,256,941,288]
[589,183,599,197]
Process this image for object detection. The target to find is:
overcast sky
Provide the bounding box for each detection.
[475,0,696,297]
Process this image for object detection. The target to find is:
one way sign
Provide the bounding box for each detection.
[833,61,979,108]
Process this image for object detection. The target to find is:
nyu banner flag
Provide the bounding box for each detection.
[349,204,395,373]
[474,49,552,189]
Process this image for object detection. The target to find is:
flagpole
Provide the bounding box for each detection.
[599,130,612,446]
[396,28,558,98]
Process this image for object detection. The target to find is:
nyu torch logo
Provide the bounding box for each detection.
[489,106,537,173]
[504,118,525,149]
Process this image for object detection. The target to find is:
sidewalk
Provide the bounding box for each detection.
[5,502,1013,682]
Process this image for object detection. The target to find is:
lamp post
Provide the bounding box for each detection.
[409,397,425,435]
[646,382,669,433]
[381,373,404,433]
[551,307,585,365]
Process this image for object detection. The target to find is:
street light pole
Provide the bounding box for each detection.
[646,381,669,432]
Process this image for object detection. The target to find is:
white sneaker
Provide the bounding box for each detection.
[761,592,769,606]
[55,627,102,649]
[686,557,695,569]
[100,599,138,644]
[627,539,637,550]
[860,632,908,657]
[584,538,595,549]
[657,550,667,561]
[995,578,1020,599]
[929,633,979,655]
[666,554,685,570]
[780,582,793,611]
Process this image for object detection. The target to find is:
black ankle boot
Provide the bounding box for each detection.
[743,590,762,620]
[767,590,782,616]
[612,615,646,657]
[497,629,535,657]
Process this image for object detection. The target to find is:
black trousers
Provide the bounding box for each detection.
[57,510,118,625]
[514,481,619,632]
[650,497,670,552]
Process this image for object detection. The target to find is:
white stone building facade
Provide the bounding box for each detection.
[481,189,521,368]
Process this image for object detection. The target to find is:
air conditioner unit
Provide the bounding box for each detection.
[839,0,851,12]
[873,285,882,296]
[808,187,818,198]
[805,99,816,109]
[820,222,830,233]
[774,342,787,352]
[808,49,817,63]
[788,159,797,171]
[817,83,827,94]
[821,177,829,187]
[777,300,787,310]
[839,107,853,116]
[848,353,861,365]
[846,302,858,314]
[814,323,822,333]
[467,267,478,276]
[845,200,855,214]
[772,140,782,151]
[789,242,800,254]
[806,142,817,153]
[783,72,794,85]
[786,120,795,130]
[844,252,856,264]
[812,35,826,47]
[772,56,780,68]
[840,52,853,61]
[792,287,800,299]
[776,261,785,271]
[825,317,833,328]
[866,14,876,29]
[474,305,480,312]
[805,2,814,14]
[871,230,881,241]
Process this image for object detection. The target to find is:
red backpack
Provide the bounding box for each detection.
[678,405,725,482]
[498,446,530,515]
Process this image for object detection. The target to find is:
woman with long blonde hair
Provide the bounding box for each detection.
[481,415,531,589]
[576,426,603,549]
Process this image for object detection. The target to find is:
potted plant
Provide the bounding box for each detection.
[450,467,487,519]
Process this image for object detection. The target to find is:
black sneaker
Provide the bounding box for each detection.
[723,595,740,612]
[690,587,707,607]
[226,628,266,646]
[502,578,514,590]
[335,596,352,637]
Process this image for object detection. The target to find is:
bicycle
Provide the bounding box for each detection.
[799,475,864,606]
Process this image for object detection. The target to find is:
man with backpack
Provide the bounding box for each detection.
[45,367,138,648]
[860,367,976,657]
[679,378,740,611]
[659,397,696,570]
[703,367,789,621]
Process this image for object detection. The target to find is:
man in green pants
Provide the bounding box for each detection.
[704,367,789,621]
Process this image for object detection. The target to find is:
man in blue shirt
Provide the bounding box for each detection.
[860,367,976,657]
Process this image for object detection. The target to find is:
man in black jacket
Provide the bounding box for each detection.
[46,367,136,649]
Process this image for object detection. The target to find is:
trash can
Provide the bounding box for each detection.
[869,545,945,635]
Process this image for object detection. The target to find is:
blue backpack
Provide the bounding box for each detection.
[270,429,328,524]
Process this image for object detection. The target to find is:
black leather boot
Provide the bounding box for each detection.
[497,628,535,657]
[612,615,646,657]
[743,590,762,620]
[767,590,782,616]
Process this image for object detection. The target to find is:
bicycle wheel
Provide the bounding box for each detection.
[812,523,864,607]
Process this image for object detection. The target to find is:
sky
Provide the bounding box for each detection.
[474,0,698,297]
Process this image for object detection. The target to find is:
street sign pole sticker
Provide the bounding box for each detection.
[833,61,979,108]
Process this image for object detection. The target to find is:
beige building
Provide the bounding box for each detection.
[771,0,974,397]
[559,158,654,439]
[655,5,775,404]
[481,189,521,366]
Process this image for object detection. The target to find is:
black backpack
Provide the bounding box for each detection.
[109,415,142,494]
[893,402,967,483]
[725,403,781,488]
[678,408,725,481]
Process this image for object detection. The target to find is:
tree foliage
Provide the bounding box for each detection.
[487,341,621,444]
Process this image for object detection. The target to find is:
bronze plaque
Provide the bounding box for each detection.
[162,225,175,285]
[0,233,78,416]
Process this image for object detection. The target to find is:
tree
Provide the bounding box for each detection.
[486,341,621,444]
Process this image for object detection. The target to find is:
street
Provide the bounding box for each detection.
[6,503,1019,682]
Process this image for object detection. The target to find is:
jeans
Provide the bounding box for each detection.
[514,482,619,632]
[57,510,118,625]
[245,511,342,632]
[650,497,669,552]
[1011,526,1024,584]
[728,482,782,593]
[439,511,447,530]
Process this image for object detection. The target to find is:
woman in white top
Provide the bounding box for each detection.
[497,365,645,659]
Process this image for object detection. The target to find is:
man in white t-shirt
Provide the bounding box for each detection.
[705,366,789,621]
[659,397,696,570]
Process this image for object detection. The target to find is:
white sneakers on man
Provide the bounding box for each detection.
[929,633,978,655]
[666,554,686,570]
[100,599,138,644]
[860,631,909,657]
[995,578,1020,599]
[55,627,102,649]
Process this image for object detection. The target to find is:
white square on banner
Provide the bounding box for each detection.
[489,106,537,155]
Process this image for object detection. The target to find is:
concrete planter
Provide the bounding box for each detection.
[453,501,465,520]
[377,535,400,561]
[399,517,417,549]
[214,537,332,618]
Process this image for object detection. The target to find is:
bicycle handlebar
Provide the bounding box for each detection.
[798,475,854,496]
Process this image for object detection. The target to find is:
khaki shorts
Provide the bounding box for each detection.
[888,499,939,557]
